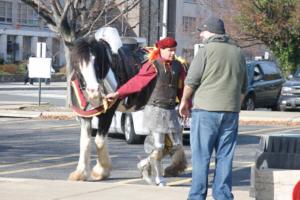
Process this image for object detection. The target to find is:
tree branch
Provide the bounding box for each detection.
[106,0,140,26]
[21,0,56,26]
[81,1,111,39]
[51,0,62,17]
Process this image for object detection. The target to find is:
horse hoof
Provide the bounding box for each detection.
[91,170,110,181]
[91,168,110,181]
[68,171,87,181]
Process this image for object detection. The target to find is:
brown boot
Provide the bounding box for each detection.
[164,146,187,177]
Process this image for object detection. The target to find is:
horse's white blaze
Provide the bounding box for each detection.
[95,27,122,54]
[80,55,99,99]
[77,118,92,175]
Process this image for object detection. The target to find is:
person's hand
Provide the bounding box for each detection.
[179,100,191,120]
[105,92,120,102]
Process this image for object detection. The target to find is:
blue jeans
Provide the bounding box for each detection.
[188,109,239,200]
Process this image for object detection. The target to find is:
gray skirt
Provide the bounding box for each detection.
[143,105,182,133]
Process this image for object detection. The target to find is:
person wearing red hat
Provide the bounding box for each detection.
[105,37,188,186]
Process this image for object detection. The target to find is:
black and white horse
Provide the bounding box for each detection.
[68,27,153,181]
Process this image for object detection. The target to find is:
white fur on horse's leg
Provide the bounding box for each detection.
[91,134,112,180]
[69,117,92,181]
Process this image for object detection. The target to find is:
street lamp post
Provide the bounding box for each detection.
[161,0,168,39]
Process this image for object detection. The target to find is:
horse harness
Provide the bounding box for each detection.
[70,70,115,117]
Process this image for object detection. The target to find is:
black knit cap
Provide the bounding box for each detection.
[197,16,225,34]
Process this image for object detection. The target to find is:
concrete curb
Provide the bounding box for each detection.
[0,109,75,119]
[239,111,300,126]
[40,111,75,119]
[1,109,300,127]
[0,110,42,118]
[239,119,300,126]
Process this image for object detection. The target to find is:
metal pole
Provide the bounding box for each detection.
[157,0,161,40]
[38,78,41,106]
[148,0,151,44]
[161,0,168,38]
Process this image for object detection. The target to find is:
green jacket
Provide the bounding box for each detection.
[185,35,247,112]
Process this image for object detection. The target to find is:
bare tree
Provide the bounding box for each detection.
[21,0,140,105]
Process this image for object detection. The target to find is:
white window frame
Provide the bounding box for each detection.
[17,3,39,26]
[0,1,12,23]
[182,16,196,32]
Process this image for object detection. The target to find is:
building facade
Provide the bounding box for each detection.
[138,0,210,62]
[0,0,64,66]
[0,0,213,66]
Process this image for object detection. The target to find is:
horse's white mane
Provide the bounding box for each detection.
[95,27,123,54]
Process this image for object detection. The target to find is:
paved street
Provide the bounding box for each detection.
[1,82,300,199]
[1,116,300,189]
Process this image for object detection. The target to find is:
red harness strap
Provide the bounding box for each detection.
[71,78,88,110]
[70,72,116,117]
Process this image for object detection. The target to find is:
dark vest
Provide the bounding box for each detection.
[147,59,182,109]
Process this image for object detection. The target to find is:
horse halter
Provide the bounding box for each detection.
[70,39,117,116]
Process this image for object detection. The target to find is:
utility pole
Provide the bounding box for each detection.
[161,0,168,39]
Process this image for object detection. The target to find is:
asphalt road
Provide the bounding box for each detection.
[1,117,300,190]
[0,89,66,106]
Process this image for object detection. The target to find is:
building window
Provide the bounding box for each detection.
[0,1,12,23]
[17,3,39,26]
[182,16,196,32]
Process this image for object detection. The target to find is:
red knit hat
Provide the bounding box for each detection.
[155,37,177,49]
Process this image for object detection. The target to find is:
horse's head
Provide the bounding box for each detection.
[71,27,152,113]
[71,37,116,107]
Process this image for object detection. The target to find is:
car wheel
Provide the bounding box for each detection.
[279,105,287,112]
[123,114,144,144]
[271,104,280,111]
[271,93,281,111]
[243,96,255,110]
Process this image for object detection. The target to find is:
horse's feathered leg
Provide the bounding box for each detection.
[91,103,119,181]
[91,134,112,180]
[69,117,92,181]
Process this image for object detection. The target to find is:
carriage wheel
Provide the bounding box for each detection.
[123,114,144,144]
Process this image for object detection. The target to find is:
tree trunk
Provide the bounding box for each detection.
[63,43,72,108]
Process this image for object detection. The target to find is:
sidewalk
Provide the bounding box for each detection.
[0,177,253,200]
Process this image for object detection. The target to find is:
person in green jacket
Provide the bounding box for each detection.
[179,16,248,200]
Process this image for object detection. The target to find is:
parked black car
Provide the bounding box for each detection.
[241,60,284,110]
[278,68,300,111]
